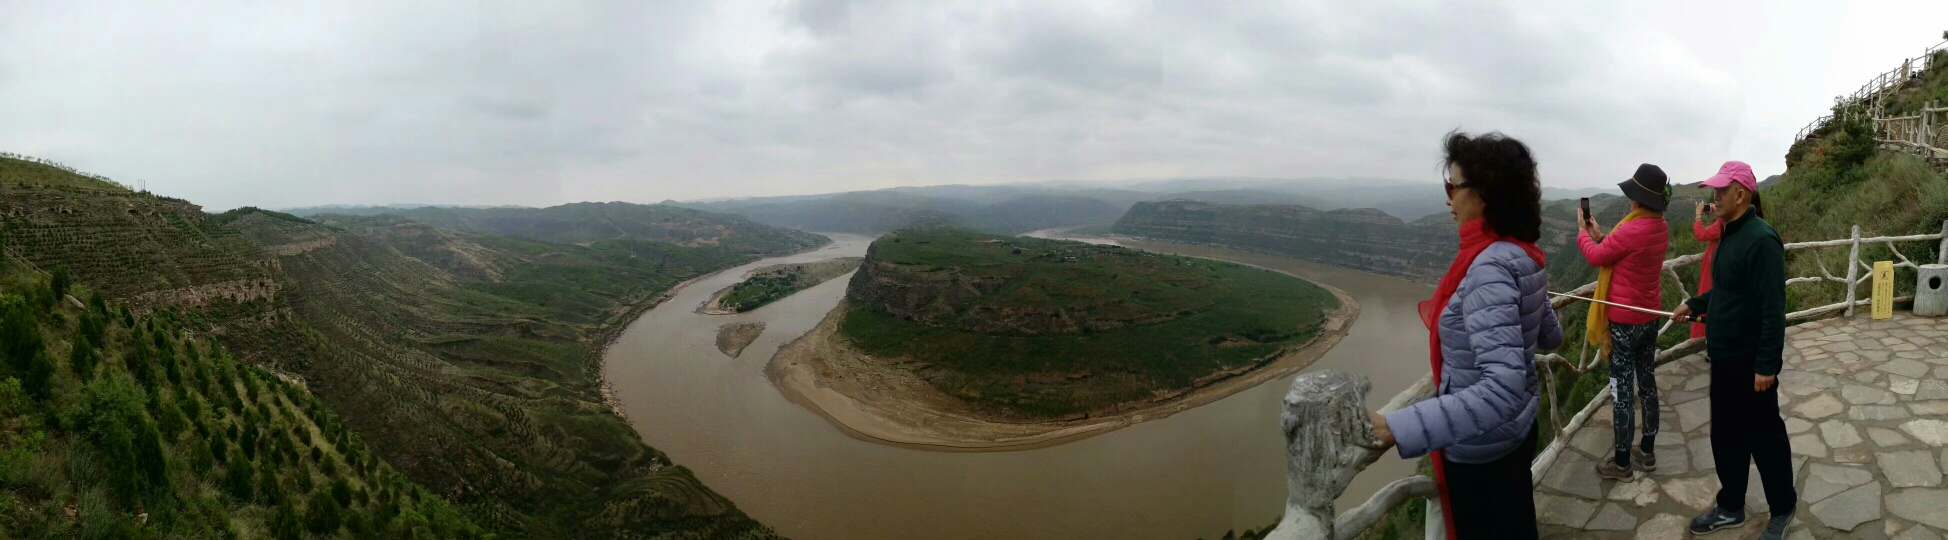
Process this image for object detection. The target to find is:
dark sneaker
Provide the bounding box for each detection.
[1595,460,1632,480]
[1690,506,1747,535]
[1759,510,1793,540]
[1632,446,1656,471]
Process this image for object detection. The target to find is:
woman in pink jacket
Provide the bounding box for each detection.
[1576,163,1671,480]
[1692,201,1722,340]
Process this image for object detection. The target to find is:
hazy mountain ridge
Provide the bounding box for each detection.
[677,177,1611,236]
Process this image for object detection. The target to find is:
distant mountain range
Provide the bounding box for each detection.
[674,177,1615,235]
[278,203,533,215]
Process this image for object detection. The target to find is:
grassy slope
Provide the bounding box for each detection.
[0,260,483,538]
[839,227,1338,419]
[0,156,819,538]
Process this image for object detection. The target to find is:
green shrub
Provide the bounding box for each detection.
[271,499,304,540]
[49,267,70,299]
[75,372,151,502]
[87,291,107,319]
[134,420,170,496]
[23,351,54,399]
[331,476,354,507]
[307,487,343,534]
[70,335,98,381]
[222,452,253,501]
[1,295,42,376]
[257,461,283,505]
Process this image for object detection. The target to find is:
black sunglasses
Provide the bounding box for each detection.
[1443,176,1465,197]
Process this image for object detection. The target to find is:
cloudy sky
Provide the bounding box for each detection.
[2,0,1945,210]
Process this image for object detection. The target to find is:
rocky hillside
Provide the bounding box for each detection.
[0,155,810,538]
[1112,200,1459,282]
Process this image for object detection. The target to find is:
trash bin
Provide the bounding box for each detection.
[1919,264,1948,317]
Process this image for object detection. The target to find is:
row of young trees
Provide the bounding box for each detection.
[0,259,484,538]
[0,152,139,192]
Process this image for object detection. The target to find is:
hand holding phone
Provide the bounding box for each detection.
[1578,197,1592,226]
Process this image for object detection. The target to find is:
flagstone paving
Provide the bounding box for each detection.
[1535,313,1948,539]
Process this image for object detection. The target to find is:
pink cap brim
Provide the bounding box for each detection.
[1700,174,1751,190]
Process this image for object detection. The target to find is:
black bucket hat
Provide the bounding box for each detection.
[1618,164,1669,212]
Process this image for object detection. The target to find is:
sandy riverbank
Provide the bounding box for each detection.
[765,278,1360,452]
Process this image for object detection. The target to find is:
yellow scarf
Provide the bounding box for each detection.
[1585,207,1660,356]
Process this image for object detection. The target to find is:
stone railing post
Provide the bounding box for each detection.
[1264,370,1387,540]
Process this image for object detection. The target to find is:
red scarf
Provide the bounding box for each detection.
[1416,219,1545,539]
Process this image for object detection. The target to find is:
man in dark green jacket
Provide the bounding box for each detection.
[1671,161,1796,539]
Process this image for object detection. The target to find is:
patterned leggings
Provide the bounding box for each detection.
[1609,321,1659,467]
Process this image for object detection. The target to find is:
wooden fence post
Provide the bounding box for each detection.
[1846,225,1863,317]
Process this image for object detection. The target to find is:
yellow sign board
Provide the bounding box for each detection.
[1873,260,1894,320]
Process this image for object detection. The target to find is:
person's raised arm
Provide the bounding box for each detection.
[1578,220,1631,267]
[1693,218,1722,242]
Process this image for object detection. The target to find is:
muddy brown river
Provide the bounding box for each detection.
[603,231,1435,540]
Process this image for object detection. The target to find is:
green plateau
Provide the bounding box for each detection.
[838,227,1340,420]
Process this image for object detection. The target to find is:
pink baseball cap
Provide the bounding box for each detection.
[1701,161,1756,191]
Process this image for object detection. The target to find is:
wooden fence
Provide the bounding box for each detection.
[1794,38,1948,143]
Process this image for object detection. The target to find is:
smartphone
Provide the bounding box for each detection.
[1703,203,1716,213]
[1579,197,1591,224]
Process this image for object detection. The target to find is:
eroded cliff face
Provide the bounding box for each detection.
[1112,200,1457,283]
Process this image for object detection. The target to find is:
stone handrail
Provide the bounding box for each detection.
[1268,220,1948,540]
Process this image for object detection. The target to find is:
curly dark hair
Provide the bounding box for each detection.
[1442,130,1542,242]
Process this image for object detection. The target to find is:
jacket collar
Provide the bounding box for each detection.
[1723,207,1757,236]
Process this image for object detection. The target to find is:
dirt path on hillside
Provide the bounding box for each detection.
[764,280,1360,452]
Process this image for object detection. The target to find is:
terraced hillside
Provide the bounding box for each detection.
[683,191,1129,235]
[1110,195,1645,287]
[1112,200,1460,282]
[0,155,819,538]
[300,201,816,249]
[0,257,482,537]
[839,227,1340,419]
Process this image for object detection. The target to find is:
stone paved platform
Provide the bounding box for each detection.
[1534,313,1948,539]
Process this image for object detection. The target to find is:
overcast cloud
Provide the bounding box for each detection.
[2,0,1944,210]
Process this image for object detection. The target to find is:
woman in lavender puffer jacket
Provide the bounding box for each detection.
[1370,131,1563,540]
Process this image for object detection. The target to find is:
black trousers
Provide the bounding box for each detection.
[1443,422,1540,540]
[1710,354,1797,514]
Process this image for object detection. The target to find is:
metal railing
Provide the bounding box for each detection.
[1266,220,1948,540]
